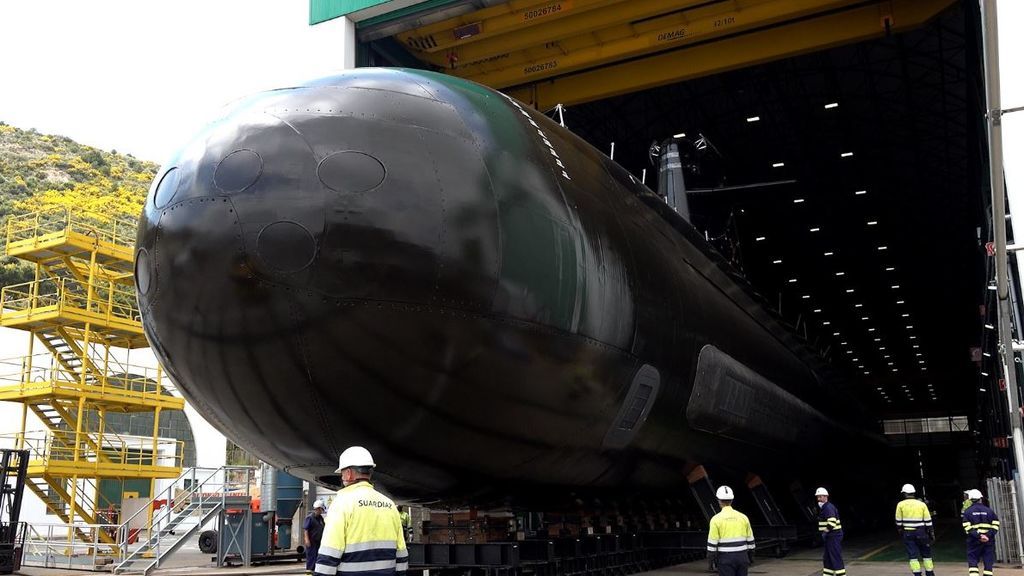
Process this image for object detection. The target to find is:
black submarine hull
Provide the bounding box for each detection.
[136,68,873,502]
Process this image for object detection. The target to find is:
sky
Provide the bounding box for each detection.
[0,0,350,164]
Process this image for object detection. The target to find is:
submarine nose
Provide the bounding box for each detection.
[137,69,499,317]
[135,69,502,474]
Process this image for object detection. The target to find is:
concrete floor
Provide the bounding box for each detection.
[13,532,1024,576]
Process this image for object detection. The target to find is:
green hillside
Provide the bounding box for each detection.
[0,121,158,287]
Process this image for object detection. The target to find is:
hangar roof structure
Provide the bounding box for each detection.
[310,0,1002,422]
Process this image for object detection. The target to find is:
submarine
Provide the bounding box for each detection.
[136,68,878,503]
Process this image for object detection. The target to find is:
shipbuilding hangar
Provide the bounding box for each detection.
[306,0,1010,560]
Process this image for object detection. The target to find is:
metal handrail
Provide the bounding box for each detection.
[0,276,141,325]
[0,353,176,400]
[21,521,123,569]
[4,208,137,253]
[115,466,255,567]
[0,430,184,470]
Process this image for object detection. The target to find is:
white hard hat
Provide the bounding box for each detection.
[313,499,326,510]
[901,483,916,494]
[815,487,829,497]
[967,489,983,500]
[335,446,376,473]
[715,486,735,500]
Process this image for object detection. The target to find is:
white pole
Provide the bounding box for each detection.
[982,0,1024,563]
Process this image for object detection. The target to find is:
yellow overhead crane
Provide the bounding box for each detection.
[393,0,958,109]
[0,209,184,549]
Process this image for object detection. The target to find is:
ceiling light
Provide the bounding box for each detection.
[852,358,859,361]
[841,152,854,158]
[867,221,878,226]
[906,325,914,329]
[854,304,863,308]
[823,321,832,325]
[887,362,894,366]
[747,116,761,122]
[886,267,896,271]
[878,246,888,251]
[909,336,917,339]
[892,285,900,289]
[912,345,919,349]
[883,355,890,359]
[755,236,766,241]
[982,371,989,376]
[864,371,871,375]
[841,341,848,345]
[846,289,855,293]
[988,284,997,291]
[773,162,785,168]
[810,227,820,232]
[868,328,876,332]
[983,352,992,357]
[918,360,925,364]
[788,278,798,283]
[897,300,905,304]
[802,295,811,299]
[879,347,887,350]
[773,259,782,264]
[855,190,867,195]
[902,313,910,317]
[915,353,922,357]
[836,272,845,276]
[874,338,882,342]
[813,309,822,313]
[825,102,839,109]
[793,198,805,203]
[824,251,834,256]
[861,316,869,320]
[985,324,995,330]
[673,132,687,138]
[980,388,987,392]
[833,332,841,336]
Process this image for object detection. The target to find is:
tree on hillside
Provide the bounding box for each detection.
[14,181,145,223]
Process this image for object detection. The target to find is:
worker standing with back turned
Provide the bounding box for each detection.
[962,489,999,576]
[895,484,935,576]
[706,486,756,576]
[314,446,408,576]
[816,487,846,576]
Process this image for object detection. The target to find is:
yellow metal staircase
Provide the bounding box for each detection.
[0,208,184,552]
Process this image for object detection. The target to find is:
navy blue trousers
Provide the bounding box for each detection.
[717,552,749,576]
[967,539,994,575]
[903,532,934,575]
[305,542,320,572]
[823,532,845,573]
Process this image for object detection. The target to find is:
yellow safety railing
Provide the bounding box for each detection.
[0,354,179,404]
[4,208,137,253]
[0,277,141,326]
[0,430,184,472]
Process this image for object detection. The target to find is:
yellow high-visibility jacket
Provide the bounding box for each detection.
[707,506,755,557]
[895,498,933,532]
[314,481,408,576]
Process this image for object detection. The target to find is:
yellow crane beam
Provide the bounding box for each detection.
[402,0,620,54]
[505,0,957,109]
[410,0,714,68]
[456,0,860,88]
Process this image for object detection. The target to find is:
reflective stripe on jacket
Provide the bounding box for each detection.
[707,506,755,554]
[895,498,932,531]
[818,502,843,533]
[963,502,1000,541]
[314,481,408,576]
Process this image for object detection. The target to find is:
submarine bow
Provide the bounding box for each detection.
[136,68,874,502]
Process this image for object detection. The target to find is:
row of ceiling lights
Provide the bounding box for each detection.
[745,132,936,405]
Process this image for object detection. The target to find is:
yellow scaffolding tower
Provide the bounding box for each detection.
[0,208,184,549]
